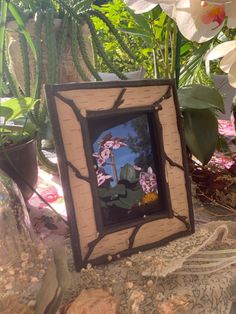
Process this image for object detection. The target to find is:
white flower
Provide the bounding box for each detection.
[124,0,236,43]
[205,40,236,88]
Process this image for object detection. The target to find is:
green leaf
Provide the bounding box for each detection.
[127,9,151,33]
[183,109,218,165]
[0,97,36,121]
[0,107,13,120]
[178,84,225,113]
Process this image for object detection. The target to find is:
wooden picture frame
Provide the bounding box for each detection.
[45,80,194,271]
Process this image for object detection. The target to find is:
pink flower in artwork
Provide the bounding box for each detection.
[100,148,111,160]
[96,168,112,187]
[139,167,157,194]
[112,137,127,150]
[103,140,114,149]
[92,152,106,166]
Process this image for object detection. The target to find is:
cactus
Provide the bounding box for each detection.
[3,61,19,98]
[19,33,30,96]
[57,15,69,61]
[82,13,127,80]
[45,8,58,83]
[71,20,90,81]
[0,0,8,97]
[90,9,136,62]
[34,11,43,100]
[76,17,101,81]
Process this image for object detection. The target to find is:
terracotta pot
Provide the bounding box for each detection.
[7,19,94,97]
[0,139,38,201]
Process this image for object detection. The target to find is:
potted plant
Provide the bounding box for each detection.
[1,0,136,172]
[0,97,38,200]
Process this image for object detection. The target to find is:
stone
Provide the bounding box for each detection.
[27,300,36,308]
[126,282,134,289]
[65,289,120,314]
[5,282,13,290]
[30,277,39,283]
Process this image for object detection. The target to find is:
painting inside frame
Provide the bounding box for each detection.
[88,111,168,226]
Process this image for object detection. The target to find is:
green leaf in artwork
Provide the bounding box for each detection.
[98,184,126,199]
[120,163,139,183]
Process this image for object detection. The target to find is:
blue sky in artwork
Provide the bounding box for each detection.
[93,119,139,186]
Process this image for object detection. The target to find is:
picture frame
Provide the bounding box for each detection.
[45,80,194,271]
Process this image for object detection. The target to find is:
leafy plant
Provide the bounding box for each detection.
[1,0,138,171]
[178,84,225,164]
[92,1,227,164]
[0,97,37,148]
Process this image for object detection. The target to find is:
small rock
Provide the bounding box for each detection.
[28,300,36,308]
[126,261,132,267]
[20,252,29,262]
[65,288,120,314]
[31,277,39,283]
[5,282,13,290]
[8,269,15,275]
[147,280,154,287]
[126,282,134,289]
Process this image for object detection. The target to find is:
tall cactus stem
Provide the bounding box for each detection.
[34,11,43,100]
[71,20,89,81]
[83,14,127,80]
[45,8,57,83]
[76,18,101,81]
[19,33,31,96]
[90,9,136,62]
[57,15,69,61]
[4,62,20,98]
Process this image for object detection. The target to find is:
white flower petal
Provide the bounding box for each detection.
[175,0,225,42]
[205,40,236,61]
[220,49,236,73]
[124,0,158,13]
[228,63,236,88]
[160,4,176,19]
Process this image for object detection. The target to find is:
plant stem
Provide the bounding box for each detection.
[164,19,171,78]
[175,29,182,89]
[0,0,8,101]
[171,24,177,80]
[152,48,159,79]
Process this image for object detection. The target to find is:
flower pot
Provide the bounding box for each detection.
[7,19,94,98]
[0,139,38,201]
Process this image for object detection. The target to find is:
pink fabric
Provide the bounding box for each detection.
[28,168,68,242]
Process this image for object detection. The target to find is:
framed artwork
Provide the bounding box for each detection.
[45,80,194,271]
